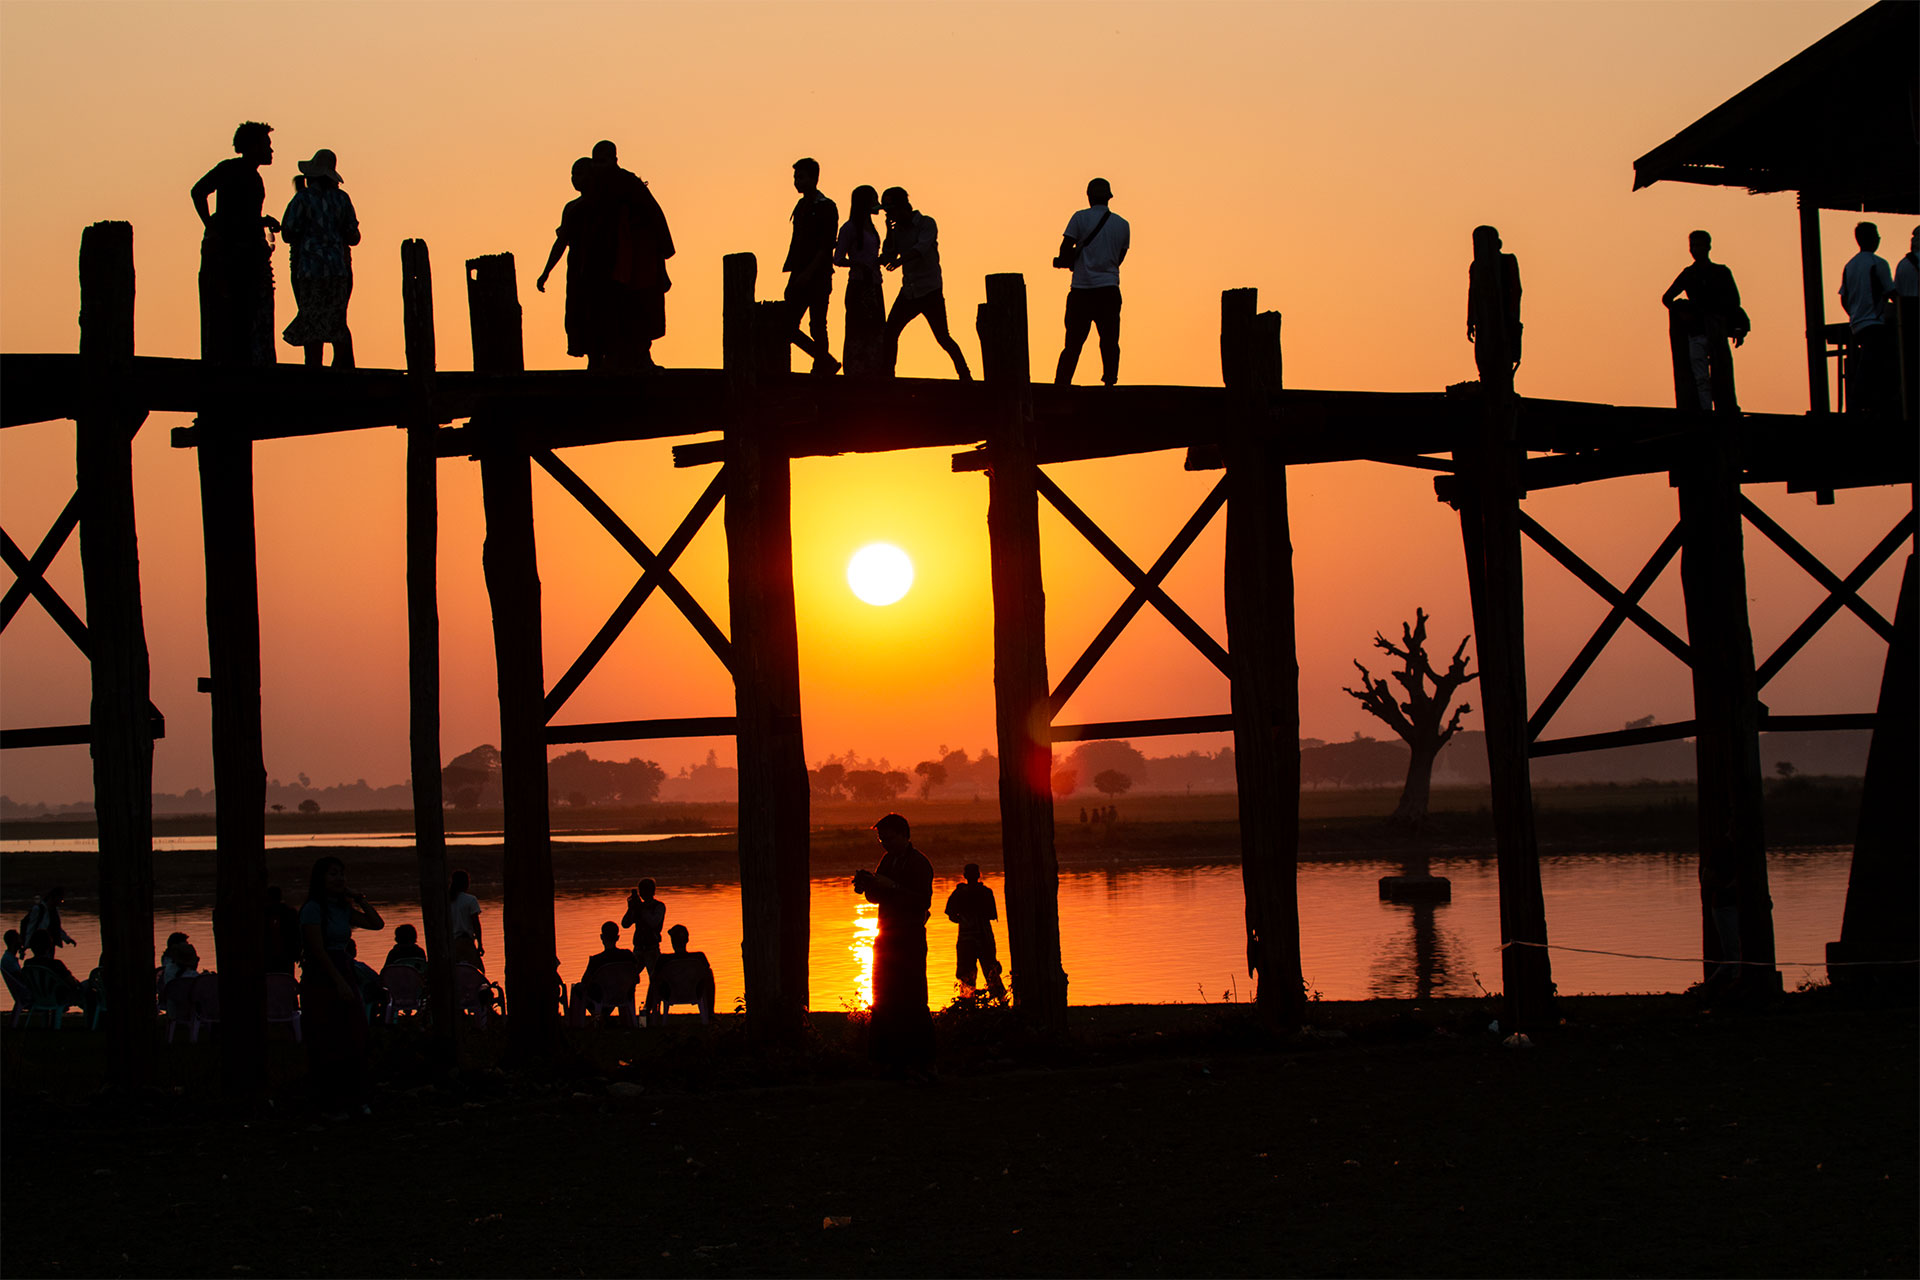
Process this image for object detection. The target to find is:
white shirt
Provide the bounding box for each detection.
[449,892,481,939]
[1840,251,1892,330]
[1063,205,1130,290]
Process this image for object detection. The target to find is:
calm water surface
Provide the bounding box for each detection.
[49,849,1852,1005]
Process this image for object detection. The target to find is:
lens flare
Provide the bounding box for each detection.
[847,543,914,606]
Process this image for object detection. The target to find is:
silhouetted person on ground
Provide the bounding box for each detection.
[622,878,666,985]
[1661,230,1745,414]
[944,862,1006,1001]
[263,885,301,974]
[1,930,24,999]
[785,158,841,374]
[384,923,427,971]
[158,931,196,991]
[854,813,936,1074]
[23,930,95,1018]
[578,920,634,989]
[647,923,716,1023]
[192,121,279,366]
[301,856,383,1119]
[279,149,359,368]
[20,887,75,952]
[1467,225,1522,386]
[1053,177,1129,386]
[1841,221,1895,414]
[834,184,885,375]
[879,187,972,380]
[448,869,484,970]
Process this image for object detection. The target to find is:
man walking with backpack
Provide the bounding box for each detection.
[1053,177,1130,386]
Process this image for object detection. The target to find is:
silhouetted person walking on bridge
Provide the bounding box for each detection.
[192,121,279,366]
[880,187,972,381]
[1841,221,1895,415]
[834,185,885,375]
[1467,225,1522,386]
[854,813,935,1074]
[280,149,360,369]
[1053,177,1129,386]
[944,862,1006,1001]
[785,158,840,375]
[1661,230,1745,414]
[594,140,675,372]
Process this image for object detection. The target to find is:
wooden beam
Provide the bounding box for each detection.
[0,493,80,627]
[1458,241,1553,1028]
[723,253,811,1039]
[1050,713,1235,743]
[1220,292,1305,1024]
[401,238,455,1068]
[1530,720,1699,758]
[1519,512,1691,666]
[74,221,158,1089]
[468,253,560,1057]
[547,716,738,745]
[0,525,92,655]
[1676,420,1775,989]
[981,273,1067,1030]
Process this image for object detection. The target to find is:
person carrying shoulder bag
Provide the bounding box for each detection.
[1053,177,1130,386]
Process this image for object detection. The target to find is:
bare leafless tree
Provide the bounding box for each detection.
[1343,608,1477,825]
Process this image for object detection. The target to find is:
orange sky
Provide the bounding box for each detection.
[1,0,1909,805]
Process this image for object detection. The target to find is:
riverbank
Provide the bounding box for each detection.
[2,992,1912,1277]
[0,781,1863,912]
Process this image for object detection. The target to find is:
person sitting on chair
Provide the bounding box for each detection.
[383,923,428,972]
[1,929,24,986]
[647,923,716,1024]
[24,930,95,1017]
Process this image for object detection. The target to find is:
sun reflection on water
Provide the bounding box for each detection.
[849,901,878,1008]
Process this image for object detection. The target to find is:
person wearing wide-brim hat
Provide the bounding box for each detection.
[280,148,361,368]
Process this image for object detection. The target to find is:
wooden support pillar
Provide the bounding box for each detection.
[723,254,812,1036]
[979,273,1068,1030]
[1219,289,1305,1023]
[198,422,268,1094]
[402,239,455,1064]
[466,252,558,1055]
[1829,549,1917,996]
[1458,246,1553,1029]
[1676,422,1776,991]
[1798,194,1831,416]
[76,221,157,1086]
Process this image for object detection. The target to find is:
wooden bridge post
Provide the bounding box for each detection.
[403,239,455,1064]
[980,272,1068,1030]
[1797,195,1831,415]
[76,221,157,1085]
[1676,423,1776,990]
[1457,254,1554,1029]
[723,253,812,1036]
[1219,289,1306,1023]
[466,253,559,1054]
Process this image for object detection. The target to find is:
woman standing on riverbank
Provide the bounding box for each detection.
[300,856,382,1118]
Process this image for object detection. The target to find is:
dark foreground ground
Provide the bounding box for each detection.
[3,993,1913,1278]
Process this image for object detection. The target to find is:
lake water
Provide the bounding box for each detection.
[0,831,707,854]
[45,848,1854,1006]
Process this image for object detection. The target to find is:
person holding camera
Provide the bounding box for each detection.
[300,856,384,1118]
[879,187,972,380]
[1053,177,1130,386]
[853,813,935,1076]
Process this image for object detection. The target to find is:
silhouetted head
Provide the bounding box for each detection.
[307,856,345,904]
[874,812,911,852]
[880,187,912,218]
[297,148,343,187]
[1856,221,1880,252]
[637,878,656,900]
[3,930,20,953]
[668,923,690,953]
[27,930,53,958]
[793,157,819,194]
[166,931,188,950]
[233,121,273,165]
[591,140,618,165]
[1910,225,1919,256]
[450,869,470,899]
[571,157,592,193]
[964,862,981,883]
[600,920,620,947]
[1471,225,1502,260]
[1688,230,1712,263]
[394,923,417,945]
[1087,177,1113,205]
[851,184,879,216]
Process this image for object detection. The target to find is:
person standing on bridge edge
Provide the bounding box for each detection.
[1840,221,1895,415]
[191,121,279,366]
[853,813,936,1076]
[784,158,841,375]
[280,149,360,370]
[1467,224,1522,386]
[833,184,886,376]
[1053,177,1130,386]
[944,862,1007,1001]
[539,140,675,373]
[1661,230,1745,414]
[879,187,973,381]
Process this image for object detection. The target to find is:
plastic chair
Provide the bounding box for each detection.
[187,972,221,1043]
[13,966,83,1029]
[452,962,503,1026]
[644,953,716,1026]
[160,975,198,1044]
[265,972,302,1042]
[381,964,426,1024]
[571,959,640,1028]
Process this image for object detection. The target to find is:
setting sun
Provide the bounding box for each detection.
[847,543,914,606]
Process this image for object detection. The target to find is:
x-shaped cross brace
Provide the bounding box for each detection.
[1742,499,1911,689]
